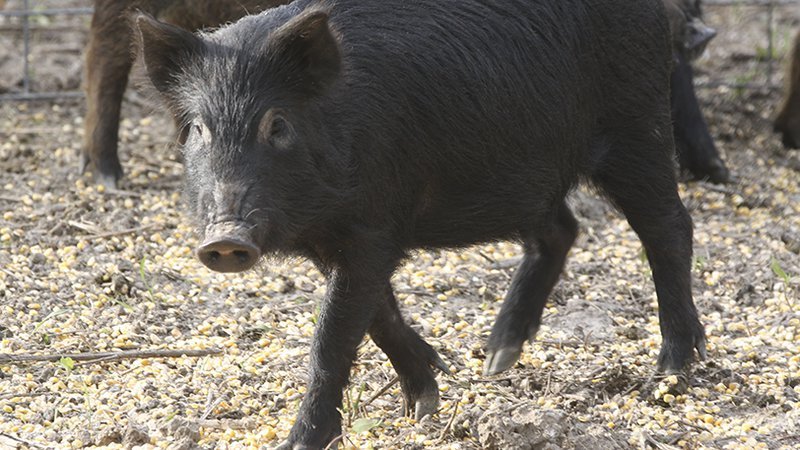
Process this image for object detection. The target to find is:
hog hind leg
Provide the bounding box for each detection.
[368,284,450,420]
[590,123,706,373]
[483,202,578,376]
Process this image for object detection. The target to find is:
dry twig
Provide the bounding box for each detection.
[642,431,679,450]
[84,224,158,240]
[360,376,399,409]
[0,348,222,365]
[193,418,258,430]
[436,399,460,443]
[0,432,50,450]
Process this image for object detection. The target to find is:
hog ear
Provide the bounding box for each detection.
[135,14,204,98]
[269,9,341,94]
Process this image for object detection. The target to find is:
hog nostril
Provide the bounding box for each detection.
[197,237,260,273]
[233,250,250,264]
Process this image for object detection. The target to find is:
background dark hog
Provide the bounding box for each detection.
[137,0,706,448]
[665,0,716,60]
[83,0,288,188]
[774,29,800,149]
[665,0,730,183]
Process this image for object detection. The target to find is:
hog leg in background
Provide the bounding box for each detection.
[671,51,730,183]
[665,0,730,183]
[774,29,800,149]
[82,0,132,187]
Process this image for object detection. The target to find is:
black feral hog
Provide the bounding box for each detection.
[137,0,707,447]
[774,29,800,149]
[82,0,288,188]
[665,0,730,183]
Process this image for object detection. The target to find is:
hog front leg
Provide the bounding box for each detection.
[278,258,395,449]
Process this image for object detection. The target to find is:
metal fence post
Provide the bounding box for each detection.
[766,0,774,87]
[21,0,30,94]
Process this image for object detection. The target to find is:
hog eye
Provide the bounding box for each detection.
[260,112,294,149]
[271,118,286,137]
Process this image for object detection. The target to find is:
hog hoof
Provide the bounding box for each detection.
[95,172,119,191]
[274,442,322,450]
[691,158,730,184]
[80,153,123,189]
[79,153,90,175]
[403,383,440,420]
[483,346,522,376]
[430,351,451,375]
[274,432,340,450]
[703,158,730,184]
[656,326,707,373]
[276,410,341,450]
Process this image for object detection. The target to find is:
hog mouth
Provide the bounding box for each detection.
[196,221,262,273]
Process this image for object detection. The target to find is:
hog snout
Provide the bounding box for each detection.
[686,20,716,58]
[197,225,261,273]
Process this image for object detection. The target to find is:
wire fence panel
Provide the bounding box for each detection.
[0,0,92,101]
[696,0,799,93]
[0,0,797,101]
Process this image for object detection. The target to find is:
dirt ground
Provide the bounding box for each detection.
[1,1,799,449]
